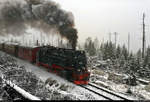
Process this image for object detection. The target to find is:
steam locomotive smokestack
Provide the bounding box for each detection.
[0,0,78,49]
[36,40,39,46]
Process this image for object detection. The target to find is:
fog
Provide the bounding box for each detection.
[53,0,150,52]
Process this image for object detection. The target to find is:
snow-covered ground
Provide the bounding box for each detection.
[0,51,150,100]
[90,66,150,100]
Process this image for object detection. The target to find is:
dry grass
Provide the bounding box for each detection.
[92,69,105,76]
[94,82,109,88]
[144,83,150,92]
[108,73,124,84]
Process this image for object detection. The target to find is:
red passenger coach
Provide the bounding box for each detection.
[18,46,39,63]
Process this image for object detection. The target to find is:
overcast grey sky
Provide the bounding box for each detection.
[53,0,150,52]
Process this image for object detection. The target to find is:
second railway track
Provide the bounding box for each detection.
[80,83,130,100]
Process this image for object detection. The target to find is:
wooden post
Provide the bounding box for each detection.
[142,13,146,58]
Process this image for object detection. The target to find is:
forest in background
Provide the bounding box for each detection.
[78,37,150,79]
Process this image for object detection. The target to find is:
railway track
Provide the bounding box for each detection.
[80,83,130,100]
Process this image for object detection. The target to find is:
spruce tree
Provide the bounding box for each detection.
[116,45,121,59]
[122,45,129,60]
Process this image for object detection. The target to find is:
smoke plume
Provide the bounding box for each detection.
[0,0,78,49]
